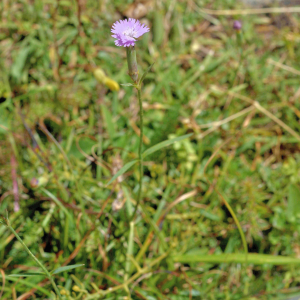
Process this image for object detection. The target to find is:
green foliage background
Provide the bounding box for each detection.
[1,0,300,299]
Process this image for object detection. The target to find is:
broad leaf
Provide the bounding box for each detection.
[142,133,193,158]
[51,264,85,275]
[106,160,138,186]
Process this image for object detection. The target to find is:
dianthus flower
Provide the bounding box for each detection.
[233,20,242,31]
[111,18,149,47]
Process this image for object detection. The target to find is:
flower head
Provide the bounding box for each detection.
[111,18,149,47]
[233,20,242,31]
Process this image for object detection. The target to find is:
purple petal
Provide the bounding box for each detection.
[111,18,150,47]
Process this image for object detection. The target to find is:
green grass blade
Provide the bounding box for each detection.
[101,104,115,140]
[142,133,193,158]
[220,192,248,261]
[1,274,52,297]
[125,222,135,282]
[139,62,155,86]
[173,253,300,265]
[41,188,72,220]
[120,83,135,87]
[106,159,138,186]
[8,273,45,277]
[51,264,85,275]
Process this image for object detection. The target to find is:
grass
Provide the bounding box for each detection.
[1,0,300,299]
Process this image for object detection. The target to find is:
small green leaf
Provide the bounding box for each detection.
[41,189,72,221]
[139,62,155,86]
[11,47,31,81]
[51,264,85,275]
[142,133,193,158]
[106,160,138,186]
[287,183,300,219]
[8,273,45,277]
[121,83,135,87]
[68,137,97,159]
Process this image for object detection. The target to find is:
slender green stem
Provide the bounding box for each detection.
[231,28,244,87]
[124,221,134,299]
[85,252,168,299]
[231,48,244,88]
[130,88,143,221]
[217,192,248,261]
[7,224,62,300]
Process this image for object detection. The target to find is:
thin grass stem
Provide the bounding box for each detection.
[7,223,62,300]
[130,87,143,221]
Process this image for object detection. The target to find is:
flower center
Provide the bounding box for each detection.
[123,27,136,38]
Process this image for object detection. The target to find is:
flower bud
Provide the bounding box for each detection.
[72,285,81,292]
[233,20,243,47]
[60,289,68,295]
[126,46,139,83]
[30,178,39,188]
[103,78,120,91]
[233,20,242,31]
[93,68,120,91]
[30,176,48,189]
[93,68,106,83]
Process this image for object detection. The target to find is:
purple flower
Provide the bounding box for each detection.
[111,18,149,47]
[233,20,242,31]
